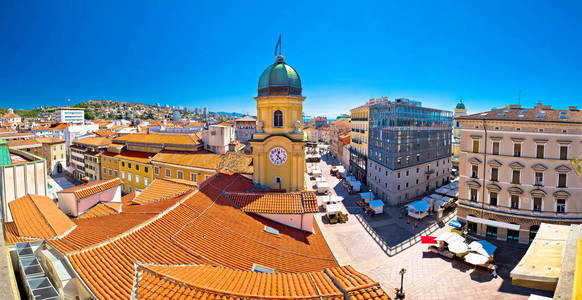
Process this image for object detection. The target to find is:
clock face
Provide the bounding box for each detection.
[269,147,288,166]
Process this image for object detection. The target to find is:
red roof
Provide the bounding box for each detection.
[226,191,319,214]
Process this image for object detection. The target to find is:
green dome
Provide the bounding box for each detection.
[258,56,302,97]
[456,101,465,110]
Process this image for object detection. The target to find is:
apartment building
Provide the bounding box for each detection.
[55,107,84,124]
[350,99,381,183]
[367,98,453,205]
[452,99,467,169]
[328,119,350,164]
[202,124,236,154]
[69,137,112,181]
[456,104,582,244]
[29,137,66,175]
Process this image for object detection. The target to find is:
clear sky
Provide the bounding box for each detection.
[1,1,581,118]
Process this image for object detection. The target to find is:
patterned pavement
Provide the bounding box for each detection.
[312,154,553,300]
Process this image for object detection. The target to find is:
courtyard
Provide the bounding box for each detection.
[309,152,553,300]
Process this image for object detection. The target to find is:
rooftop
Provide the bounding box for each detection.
[114,133,201,146]
[131,177,197,205]
[58,178,123,199]
[457,103,582,123]
[73,136,113,147]
[226,191,318,214]
[34,137,65,144]
[151,151,222,170]
[8,194,76,239]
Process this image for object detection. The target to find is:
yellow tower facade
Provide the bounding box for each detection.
[250,55,306,191]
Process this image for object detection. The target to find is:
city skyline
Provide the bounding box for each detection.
[1,1,582,117]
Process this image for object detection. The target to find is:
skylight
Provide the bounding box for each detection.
[252,264,275,273]
[263,225,280,235]
[540,111,546,114]
[497,113,505,117]
[503,109,509,113]
[480,113,487,116]
[559,115,567,119]
[560,111,567,114]
[522,110,528,113]
[518,114,525,118]
[537,114,544,118]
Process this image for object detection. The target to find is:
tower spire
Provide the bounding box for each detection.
[274,34,282,57]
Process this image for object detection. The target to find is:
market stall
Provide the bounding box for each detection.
[349,180,361,192]
[368,200,384,214]
[406,200,431,219]
[317,181,330,194]
[322,195,343,209]
[359,192,374,203]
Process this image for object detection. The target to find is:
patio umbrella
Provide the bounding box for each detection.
[464,253,489,265]
[421,236,437,244]
[448,241,469,254]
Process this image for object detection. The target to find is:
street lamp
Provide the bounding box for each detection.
[395,268,406,299]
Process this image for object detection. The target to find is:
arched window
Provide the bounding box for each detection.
[273,110,283,128]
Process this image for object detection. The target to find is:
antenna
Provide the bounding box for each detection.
[274,34,282,57]
[67,98,71,107]
[517,90,521,105]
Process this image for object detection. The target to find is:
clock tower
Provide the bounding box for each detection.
[250,52,306,191]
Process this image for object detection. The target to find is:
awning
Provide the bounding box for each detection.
[449,220,465,229]
[466,216,520,230]
[407,201,431,213]
[468,240,497,257]
[464,253,489,265]
[369,200,384,207]
[435,232,464,244]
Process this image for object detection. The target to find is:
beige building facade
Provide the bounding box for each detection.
[456,104,582,244]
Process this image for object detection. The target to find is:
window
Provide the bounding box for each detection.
[275,176,281,184]
[397,172,400,178]
[205,175,210,180]
[556,199,566,213]
[472,140,479,153]
[165,169,171,177]
[121,171,125,179]
[177,170,183,179]
[136,175,140,184]
[114,170,118,177]
[489,192,497,206]
[128,173,132,181]
[558,174,567,188]
[128,163,132,169]
[507,228,520,242]
[273,110,283,127]
[512,170,520,184]
[471,165,478,178]
[490,168,498,181]
[513,143,521,157]
[154,167,159,175]
[121,161,125,167]
[397,185,400,190]
[144,177,149,186]
[533,197,542,211]
[492,142,499,155]
[486,225,497,238]
[109,169,112,176]
[128,186,132,193]
[136,165,140,171]
[191,173,198,182]
[144,167,149,173]
[511,195,519,209]
[536,144,544,159]
[468,221,477,234]
[103,167,106,174]
[470,189,478,201]
[535,172,543,186]
[560,146,568,160]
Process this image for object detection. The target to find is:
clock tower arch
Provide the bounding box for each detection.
[250,51,306,191]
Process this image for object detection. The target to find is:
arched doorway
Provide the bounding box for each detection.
[56,162,63,173]
[529,225,540,243]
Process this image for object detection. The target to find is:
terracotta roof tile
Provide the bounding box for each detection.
[151,151,222,170]
[114,133,201,146]
[74,136,113,147]
[77,203,120,219]
[3,222,41,244]
[58,178,123,199]
[217,151,253,174]
[34,137,65,144]
[121,192,135,203]
[134,264,345,300]
[8,194,76,239]
[226,191,319,214]
[45,173,338,299]
[131,178,197,205]
[6,139,42,148]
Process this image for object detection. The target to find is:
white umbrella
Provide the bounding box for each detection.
[464,253,489,265]
[448,241,469,254]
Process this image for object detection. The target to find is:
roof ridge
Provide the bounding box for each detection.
[27,194,59,237]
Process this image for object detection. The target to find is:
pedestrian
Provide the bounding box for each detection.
[492,266,498,278]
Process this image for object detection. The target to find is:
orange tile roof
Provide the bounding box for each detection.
[58,178,123,199]
[0,127,16,133]
[226,191,319,214]
[35,137,65,144]
[4,222,42,244]
[3,113,20,118]
[42,173,338,299]
[134,264,345,300]
[77,202,121,219]
[214,121,233,127]
[114,133,201,146]
[8,194,76,239]
[74,136,113,147]
[115,150,154,164]
[6,139,42,148]
[92,129,116,137]
[121,192,135,203]
[131,178,197,205]
[151,151,222,170]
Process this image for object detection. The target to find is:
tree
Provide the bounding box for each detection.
[572,158,582,176]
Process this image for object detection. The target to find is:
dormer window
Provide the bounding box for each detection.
[273,110,283,128]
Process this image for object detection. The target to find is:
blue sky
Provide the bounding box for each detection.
[1,1,581,118]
